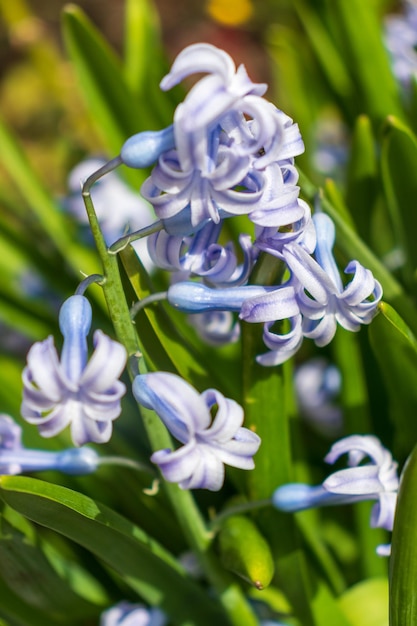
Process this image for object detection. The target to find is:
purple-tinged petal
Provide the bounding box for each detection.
[80,330,127,393]
[24,337,72,400]
[323,465,383,495]
[256,315,304,366]
[151,440,201,484]
[0,414,22,450]
[240,285,300,323]
[121,126,175,168]
[59,295,92,382]
[168,281,273,313]
[23,404,72,439]
[71,408,114,446]
[187,311,240,346]
[133,372,210,441]
[283,242,335,303]
[179,445,225,491]
[160,43,237,92]
[213,428,260,469]
[200,389,244,441]
[371,492,397,531]
[312,212,343,291]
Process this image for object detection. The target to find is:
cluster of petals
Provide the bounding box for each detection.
[0,413,98,475]
[147,219,254,287]
[132,371,261,491]
[141,43,305,234]
[21,295,127,446]
[272,434,399,555]
[166,211,381,365]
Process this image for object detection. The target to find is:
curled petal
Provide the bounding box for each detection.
[323,465,384,495]
[213,428,261,469]
[80,331,127,393]
[179,445,225,491]
[256,315,303,366]
[151,440,202,485]
[71,408,114,446]
[371,492,397,531]
[23,404,72,439]
[133,372,211,441]
[25,337,72,400]
[200,389,244,441]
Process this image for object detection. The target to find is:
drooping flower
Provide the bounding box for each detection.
[283,212,382,346]
[272,435,399,555]
[140,43,304,234]
[132,372,261,491]
[100,601,166,626]
[21,295,127,446]
[147,219,254,286]
[0,413,99,475]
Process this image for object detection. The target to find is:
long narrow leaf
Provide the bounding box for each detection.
[0,475,230,626]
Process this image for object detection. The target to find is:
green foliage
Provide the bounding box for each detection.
[1,0,417,623]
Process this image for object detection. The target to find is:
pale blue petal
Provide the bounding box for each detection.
[133,372,210,441]
[59,295,92,382]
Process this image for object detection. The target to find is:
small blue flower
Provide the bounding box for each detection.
[0,414,98,475]
[133,372,261,491]
[21,295,127,446]
[272,435,398,555]
[283,212,382,346]
[147,220,254,286]
[100,601,166,626]
[140,43,305,234]
[166,281,303,366]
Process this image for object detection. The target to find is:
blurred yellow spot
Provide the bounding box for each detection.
[206,0,253,26]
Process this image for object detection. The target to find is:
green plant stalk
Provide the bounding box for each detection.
[82,189,258,626]
[333,329,387,579]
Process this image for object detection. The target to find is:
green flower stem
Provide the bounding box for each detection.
[82,188,258,626]
[108,221,163,254]
[333,329,387,579]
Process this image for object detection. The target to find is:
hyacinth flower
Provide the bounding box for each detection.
[147,219,254,286]
[186,310,240,346]
[272,435,399,555]
[133,372,261,491]
[165,279,304,366]
[385,0,417,89]
[21,295,127,446]
[283,211,383,347]
[0,413,99,475]
[100,601,166,626]
[138,43,304,234]
[294,358,343,438]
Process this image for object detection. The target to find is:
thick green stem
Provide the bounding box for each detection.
[82,187,258,626]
